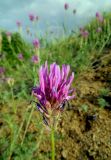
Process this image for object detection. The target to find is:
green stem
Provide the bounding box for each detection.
[11,87,16,114]
[33,64,37,86]
[21,105,34,145]
[51,126,55,160]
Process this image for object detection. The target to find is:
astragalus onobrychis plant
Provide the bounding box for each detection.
[32,61,75,160]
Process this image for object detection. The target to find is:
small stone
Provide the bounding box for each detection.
[62,149,68,158]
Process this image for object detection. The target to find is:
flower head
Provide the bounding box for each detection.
[18,53,23,60]
[29,13,35,21]
[64,3,69,10]
[32,62,75,126]
[96,12,100,18]
[16,21,22,27]
[80,29,89,38]
[96,12,104,23]
[0,67,5,75]
[32,38,40,48]
[31,55,39,64]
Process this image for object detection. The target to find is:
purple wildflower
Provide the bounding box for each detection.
[29,13,35,21]
[64,3,69,10]
[96,12,104,23]
[80,29,89,38]
[32,38,40,48]
[18,53,23,60]
[32,62,75,126]
[16,21,22,27]
[31,55,39,64]
[0,67,5,75]
[96,12,100,18]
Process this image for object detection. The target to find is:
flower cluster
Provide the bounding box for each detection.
[32,62,75,126]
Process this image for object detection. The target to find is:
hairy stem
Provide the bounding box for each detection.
[51,126,55,160]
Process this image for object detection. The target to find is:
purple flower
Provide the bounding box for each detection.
[96,12,100,18]
[16,21,22,27]
[18,53,23,60]
[0,67,5,75]
[32,62,75,125]
[64,3,69,10]
[29,13,35,21]
[80,29,89,38]
[96,27,102,33]
[96,12,104,23]
[32,38,40,48]
[31,55,39,64]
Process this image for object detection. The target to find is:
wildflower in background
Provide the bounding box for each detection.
[33,38,40,49]
[0,67,5,75]
[80,28,89,38]
[31,55,39,64]
[16,21,22,27]
[96,12,104,23]
[64,3,69,10]
[18,53,24,61]
[96,27,102,33]
[29,13,35,22]
[32,62,75,126]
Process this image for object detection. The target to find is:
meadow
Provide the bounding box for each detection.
[0,7,111,160]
